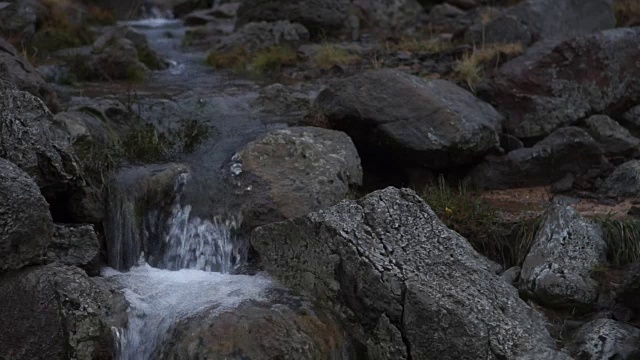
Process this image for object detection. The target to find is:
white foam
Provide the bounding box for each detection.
[104,263,272,360]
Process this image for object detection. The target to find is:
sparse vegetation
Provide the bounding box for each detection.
[206,45,299,75]
[206,47,250,71]
[28,0,95,56]
[454,43,524,92]
[597,216,640,267]
[251,46,298,74]
[614,0,640,26]
[391,37,452,53]
[121,125,172,163]
[421,176,539,267]
[312,43,360,70]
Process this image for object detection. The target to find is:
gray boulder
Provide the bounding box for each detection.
[252,187,557,359]
[231,127,362,229]
[621,105,640,135]
[0,89,83,203]
[0,0,40,35]
[47,224,100,266]
[157,292,352,359]
[599,160,640,197]
[583,115,639,157]
[353,0,423,31]
[250,83,321,124]
[617,262,640,318]
[316,69,503,169]
[0,264,127,360]
[464,0,615,46]
[0,37,58,111]
[467,127,606,190]
[568,319,640,360]
[236,0,350,36]
[0,158,52,272]
[93,27,167,70]
[212,20,309,53]
[519,203,608,308]
[493,28,640,139]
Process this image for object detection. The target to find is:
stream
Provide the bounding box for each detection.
[97,14,282,359]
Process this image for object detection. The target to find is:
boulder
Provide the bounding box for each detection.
[0,37,58,111]
[567,319,640,360]
[0,89,84,207]
[492,28,640,140]
[236,0,350,36]
[582,115,639,157]
[212,20,309,53]
[519,202,608,308]
[0,0,41,35]
[617,262,640,318]
[0,264,127,360]
[157,292,352,359]
[467,127,606,190]
[599,160,640,197]
[87,37,148,81]
[0,158,53,272]
[464,0,615,46]
[352,0,423,31]
[250,83,320,123]
[173,0,214,18]
[252,187,557,359]
[315,69,503,169]
[621,105,640,135]
[47,224,100,266]
[93,26,167,70]
[231,127,362,229]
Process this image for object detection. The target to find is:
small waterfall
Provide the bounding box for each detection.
[104,165,263,359]
[104,165,246,273]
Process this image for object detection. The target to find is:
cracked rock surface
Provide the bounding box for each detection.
[252,187,556,359]
[519,202,607,308]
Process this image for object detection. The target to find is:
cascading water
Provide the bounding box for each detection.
[104,166,270,359]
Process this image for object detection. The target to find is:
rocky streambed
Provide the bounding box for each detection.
[2,0,640,359]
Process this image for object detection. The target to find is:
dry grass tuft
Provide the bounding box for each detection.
[454,42,523,92]
[312,43,360,70]
[392,37,452,54]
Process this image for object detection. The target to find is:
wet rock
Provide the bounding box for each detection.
[316,69,503,169]
[467,127,606,190]
[551,173,575,194]
[0,37,58,111]
[519,203,607,308]
[236,0,350,36]
[0,89,84,207]
[252,187,556,359]
[47,224,100,266]
[582,115,639,157]
[0,158,53,272]
[492,28,640,139]
[157,291,352,359]
[599,160,640,198]
[213,20,309,53]
[567,319,640,360]
[105,163,190,270]
[232,127,362,229]
[464,0,615,46]
[353,0,423,31]
[0,264,127,360]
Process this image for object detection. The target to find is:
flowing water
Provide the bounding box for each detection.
[100,13,279,359]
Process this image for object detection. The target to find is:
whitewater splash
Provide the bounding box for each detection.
[105,263,272,360]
